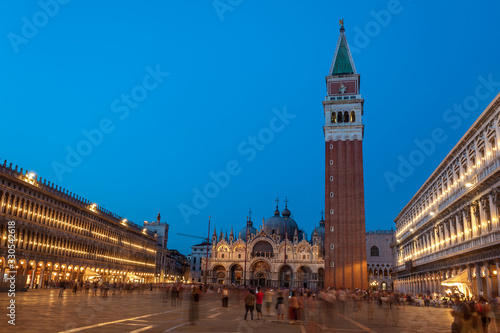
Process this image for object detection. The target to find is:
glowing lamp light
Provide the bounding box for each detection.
[466,183,472,188]
[494,271,498,275]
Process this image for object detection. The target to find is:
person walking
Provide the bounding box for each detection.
[58,280,65,297]
[289,291,299,324]
[255,287,264,320]
[222,286,229,307]
[276,291,285,323]
[244,289,256,320]
[265,288,274,315]
[189,286,201,325]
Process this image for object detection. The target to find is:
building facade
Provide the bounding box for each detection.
[366,230,394,291]
[204,203,325,289]
[143,218,170,282]
[393,93,500,298]
[0,161,157,289]
[189,241,211,283]
[323,23,368,290]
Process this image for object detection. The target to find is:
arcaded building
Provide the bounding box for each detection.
[393,93,500,297]
[204,202,325,289]
[0,161,157,288]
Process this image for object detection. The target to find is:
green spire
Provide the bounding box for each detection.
[331,35,354,75]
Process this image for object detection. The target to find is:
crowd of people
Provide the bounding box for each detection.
[183,284,500,332]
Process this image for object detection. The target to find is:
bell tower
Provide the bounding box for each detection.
[323,22,368,290]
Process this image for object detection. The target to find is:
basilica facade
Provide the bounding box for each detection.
[204,202,325,289]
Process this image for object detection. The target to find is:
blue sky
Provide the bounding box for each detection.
[1,1,499,255]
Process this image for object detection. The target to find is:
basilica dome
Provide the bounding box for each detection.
[311,216,325,242]
[264,203,298,238]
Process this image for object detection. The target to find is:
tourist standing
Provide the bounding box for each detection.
[276,291,285,323]
[255,287,264,320]
[222,286,229,307]
[244,289,256,320]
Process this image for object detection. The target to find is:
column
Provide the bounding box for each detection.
[475,264,483,296]
[444,222,450,247]
[29,269,36,289]
[485,262,493,298]
[39,269,45,289]
[456,214,463,244]
[496,261,500,297]
[489,192,498,230]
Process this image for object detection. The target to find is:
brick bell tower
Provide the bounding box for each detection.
[323,21,368,290]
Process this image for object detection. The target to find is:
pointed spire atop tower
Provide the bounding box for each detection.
[329,20,356,76]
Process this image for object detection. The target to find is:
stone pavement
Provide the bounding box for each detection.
[0,289,485,333]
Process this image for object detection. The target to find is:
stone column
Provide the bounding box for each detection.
[29,269,36,289]
[489,192,498,230]
[475,264,483,296]
[39,269,44,289]
[485,262,493,298]
[496,261,500,297]
[444,222,450,247]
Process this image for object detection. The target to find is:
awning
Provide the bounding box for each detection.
[85,268,101,277]
[125,273,142,281]
[442,270,470,287]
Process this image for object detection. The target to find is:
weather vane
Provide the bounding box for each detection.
[339,19,344,26]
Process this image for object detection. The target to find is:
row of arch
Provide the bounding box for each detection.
[215,239,319,261]
[0,224,155,267]
[0,256,153,287]
[0,188,153,253]
[331,111,355,124]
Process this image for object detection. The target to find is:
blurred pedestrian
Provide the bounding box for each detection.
[244,289,255,320]
[256,287,264,320]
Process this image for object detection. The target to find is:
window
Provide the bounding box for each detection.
[330,262,334,267]
[330,226,334,232]
[330,144,333,149]
[343,111,349,122]
[330,160,333,165]
[330,209,334,214]
[370,246,379,257]
[221,253,224,259]
[337,113,343,123]
[330,176,333,181]
[330,192,334,197]
[331,112,337,123]
[238,254,241,259]
[330,244,334,249]
[350,111,356,122]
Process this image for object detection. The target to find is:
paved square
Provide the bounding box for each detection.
[0,289,473,333]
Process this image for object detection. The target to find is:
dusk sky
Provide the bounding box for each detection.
[1,1,499,254]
